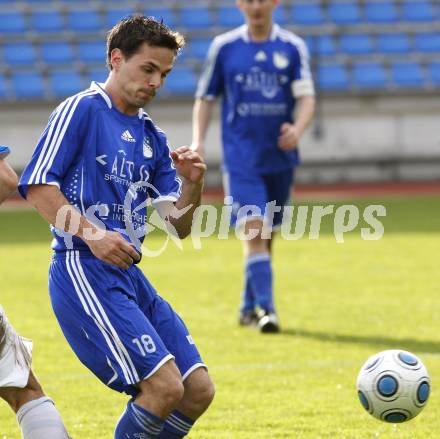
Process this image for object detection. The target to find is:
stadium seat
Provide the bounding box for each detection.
[30,10,64,33]
[67,10,102,32]
[3,42,36,66]
[0,11,27,34]
[273,6,287,25]
[190,38,212,61]
[105,8,135,28]
[11,72,46,100]
[414,32,440,54]
[78,40,106,64]
[217,6,243,28]
[49,70,85,97]
[328,2,362,25]
[401,1,436,22]
[340,34,374,55]
[317,63,349,90]
[291,4,325,26]
[179,7,214,30]
[352,62,387,89]
[315,35,336,56]
[428,62,440,85]
[41,41,74,65]
[364,2,398,23]
[143,8,176,28]
[162,67,197,95]
[87,67,108,84]
[391,62,424,88]
[377,33,411,54]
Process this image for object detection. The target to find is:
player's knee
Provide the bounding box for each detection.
[184,369,215,412]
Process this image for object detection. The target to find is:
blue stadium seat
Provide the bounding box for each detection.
[143,8,176,28]
[49,70,85,97]
[340,34,374,55]
[391,62,424,88]
[353,62,387,89]
[105,8,135,28]
[364,2,398,23]
[67,10,102,32]
[162,67,197,95]
[316,35,336,56]
[273,6,287,25]
[328,2,362,25]
[401,1,436,22]
[0,12,26,34]
[3,42,36,66]
[217,6,243,28]
[30,11,64,33]
[377,33,410,54]
[87,67,108,84]
[41,41,74,65]
[291,4,325,26]
[318,63,349,90]
[180,7,214,30]
[428,62,440,85]
[414,32,440,53]
[11,72,46,99]
[78,41,105,64]
[190,38,212,61]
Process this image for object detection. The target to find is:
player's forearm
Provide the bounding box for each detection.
[26,185,102,240]
[294,96,316,137]
[170,179,204,239]
[0,161,18,204]
[192,99,214,155]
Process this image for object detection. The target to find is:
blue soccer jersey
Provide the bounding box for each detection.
[19,82,181,253]
[196,24,314,174]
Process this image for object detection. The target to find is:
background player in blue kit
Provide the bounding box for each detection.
[192,0,316,333]
[0,146,70,439]
[18,17,215,438]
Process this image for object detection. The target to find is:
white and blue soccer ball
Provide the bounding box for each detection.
[357,350,430,423]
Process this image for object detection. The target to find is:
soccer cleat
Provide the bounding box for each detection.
[0,306,32,370]
[257,310,280,333]
[238,310,259,327]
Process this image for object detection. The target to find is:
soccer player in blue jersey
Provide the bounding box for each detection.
[192,0,316,333]
[0,146,71,438]
[18,16,214,438]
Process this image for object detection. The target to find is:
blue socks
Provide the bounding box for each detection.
[114,400,164,438]
[246,252,274,313]
[240,274,256,314]
[158,410,194,438]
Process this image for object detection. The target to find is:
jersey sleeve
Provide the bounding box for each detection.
[195,37,225,99]
[0,146,10,159]
[18,96,88,199]
[291,39,315,98]
[149,131,182,206]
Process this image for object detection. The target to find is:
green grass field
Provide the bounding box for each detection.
[1,196,440,438]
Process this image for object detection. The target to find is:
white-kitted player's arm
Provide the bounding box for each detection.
[0,148,18,204]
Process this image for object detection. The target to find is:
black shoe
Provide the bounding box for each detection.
[257,310,280,333]
[239,310,259,327]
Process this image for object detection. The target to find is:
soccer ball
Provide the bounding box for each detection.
[357,349,430,423]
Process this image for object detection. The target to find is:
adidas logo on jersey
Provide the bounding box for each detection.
[121,130,136,143]
[255,50,267,62]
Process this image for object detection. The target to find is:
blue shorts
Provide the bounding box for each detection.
[49,250,205,397]
[224,168,295,228]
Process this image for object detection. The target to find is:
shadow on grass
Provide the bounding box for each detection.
[280,327,440,354]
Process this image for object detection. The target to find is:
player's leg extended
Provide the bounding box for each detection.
[0,307,70,438]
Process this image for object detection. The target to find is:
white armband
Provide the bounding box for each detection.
[292,79,315,98]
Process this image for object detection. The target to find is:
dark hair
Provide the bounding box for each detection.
[106,15,185,70]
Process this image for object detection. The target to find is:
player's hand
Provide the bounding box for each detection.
[85,230,140,269]
[171,146,207,185]
[278,122,300,151]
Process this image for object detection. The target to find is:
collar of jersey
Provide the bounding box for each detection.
[90,81,144,120]
[242,23,279,43]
